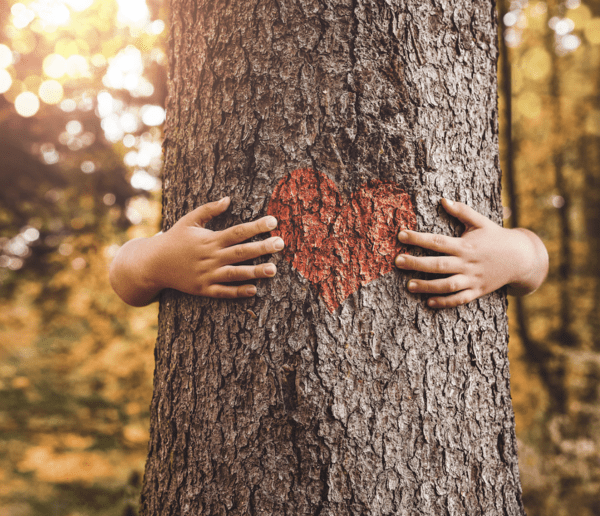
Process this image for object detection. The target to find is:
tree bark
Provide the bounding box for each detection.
[141,0,525,514]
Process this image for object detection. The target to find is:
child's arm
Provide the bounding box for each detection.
[109,197,284,307]
[394,198,549,308]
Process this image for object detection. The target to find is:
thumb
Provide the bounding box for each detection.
[441,198,491,229]
[186,197,231,227]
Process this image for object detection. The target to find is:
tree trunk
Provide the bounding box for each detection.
[140,0,525,514]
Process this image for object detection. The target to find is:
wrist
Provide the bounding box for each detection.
[506,228,548,296]
[141,232,170,292]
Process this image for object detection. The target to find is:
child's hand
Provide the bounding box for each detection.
[394,198,549,309]
[109,197,285,306]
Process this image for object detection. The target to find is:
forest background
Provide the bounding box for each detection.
[0,0,598,515]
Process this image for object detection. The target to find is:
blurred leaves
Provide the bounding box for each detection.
[0,0,166,514]
[501,1,600,515]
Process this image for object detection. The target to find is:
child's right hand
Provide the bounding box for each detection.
[109,197,285,306]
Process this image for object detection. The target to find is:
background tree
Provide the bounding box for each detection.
[498,1,600,514]
[140,1,526,514]
[0,1,169,514]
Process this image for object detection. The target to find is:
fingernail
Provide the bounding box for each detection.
[220,196,230,205]
[246,286,257,296]
[396,255,406,267]
[398,231,409,241]
[266,216,277,229]
[273,237,284,251]
[443,198,454,205]
[265,264,276,275]
[428,298,437,307]
[407,280,416,291]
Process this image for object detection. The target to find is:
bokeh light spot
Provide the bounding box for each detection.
[131,170,160,191]
[123,134,136,147]
[0,44,13,68]
[0,69,13,94]
[555,18,575,36]
[66,54,89,78]
[58,243,73,256]
[23,228,40,242]
[15,91,40,117]
[80,161,95,173]
[60,98,76,112]
[116,0,150,27]
[71,257,87,270]
[141,105,165,126]
[43,54,67,78]
[103,193,116,206]
[39,79,63,104]
[561,34,581,52]
[12,3,35,29]
[66,120,83,135]
[150,20,165,34]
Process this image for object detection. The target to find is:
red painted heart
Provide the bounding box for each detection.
[267,168,417,312]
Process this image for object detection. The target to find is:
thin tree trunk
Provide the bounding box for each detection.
[141,1,525,514]
[498,0,562,412]
[547,0,576,349]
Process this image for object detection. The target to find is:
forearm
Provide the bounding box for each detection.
[506,228,549,297]
[109,236,164,307]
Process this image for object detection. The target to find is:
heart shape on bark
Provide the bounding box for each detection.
[267,168,417,312]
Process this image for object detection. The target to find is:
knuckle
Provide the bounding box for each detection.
[403,256,417,270]
[232,225,246,241]
[225,267,238,282]
[435,258,448,274]
[432,234,445,248]
[233,245,247,261]
[461,241,474,252]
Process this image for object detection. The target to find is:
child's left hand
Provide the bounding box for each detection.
[394,198,549,308]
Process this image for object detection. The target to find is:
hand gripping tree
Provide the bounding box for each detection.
[140,1,526,514]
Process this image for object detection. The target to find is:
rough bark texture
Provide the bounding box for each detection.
[140,0,525,514]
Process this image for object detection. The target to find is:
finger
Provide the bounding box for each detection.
[219,236,285,264]
[397,230,462,255]
[395,253,463,275]
[185,197,231,227]
[204,284,257,299]
[218,216,278,247]
[213,263,277,283]
[441,199,492,229]
[427,289,478,309]
[407,274,470,295]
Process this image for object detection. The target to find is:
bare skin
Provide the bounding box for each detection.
[395,198,549,308]
[109,197,284,307]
